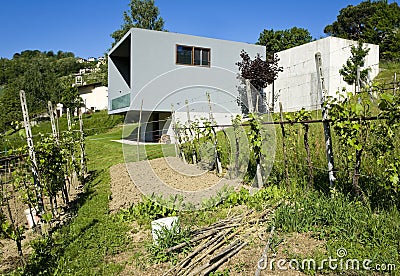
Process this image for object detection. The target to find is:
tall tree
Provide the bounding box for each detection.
[339,42,370,89]
[111,0,165,46]
[324,0,400,60]
[60,86,82,111]
[257,27,313,56]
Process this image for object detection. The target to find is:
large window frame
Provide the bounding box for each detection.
[176,44,211,67]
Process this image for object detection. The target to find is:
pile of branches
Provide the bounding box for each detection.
[163,205,278,276]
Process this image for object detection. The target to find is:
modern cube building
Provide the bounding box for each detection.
[108,28,266,141]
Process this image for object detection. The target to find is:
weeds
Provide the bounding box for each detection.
[274,190,400,272]
[146,222,191,264]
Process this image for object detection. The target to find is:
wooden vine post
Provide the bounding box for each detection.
[206,93,222,175]
[232,116,241,178]
[48,101,69,205]
[19,90,44,214]
[245,79,254,113]
[315,52,335,188]
[185,99,197,164]
[279,102,290,189]
[67,108,78,187]
[171,104,179,158]
[212,126,223,176]
[303,121,314,189]
[79,111,87,180]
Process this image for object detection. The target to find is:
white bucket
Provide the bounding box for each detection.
[24,208,40,228]
[151,216,179,243]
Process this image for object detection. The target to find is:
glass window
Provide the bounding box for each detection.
[194,48,201,65]
[176,45,210,66]
[176,45,193,65]
[201,49,210,66]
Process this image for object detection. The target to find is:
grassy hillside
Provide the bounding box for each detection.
[374,61,400,84]
[0,110,124,155]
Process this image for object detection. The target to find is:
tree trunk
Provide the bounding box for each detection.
[16,238,26,266]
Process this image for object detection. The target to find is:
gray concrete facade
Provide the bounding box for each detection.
[264,37,379,112]
[108,28,265,114]
[108,28,266,141]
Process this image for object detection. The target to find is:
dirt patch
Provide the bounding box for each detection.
[148,157,222,191]
[216,231,325,275]
[109,157,230,213]
[109,163,142,213]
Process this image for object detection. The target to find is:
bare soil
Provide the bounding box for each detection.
[107,160,326,275]
[109,157,226,213]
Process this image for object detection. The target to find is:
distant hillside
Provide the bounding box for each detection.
[0,50,107,132]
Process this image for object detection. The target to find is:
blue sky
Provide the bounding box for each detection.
[0,0,378,59]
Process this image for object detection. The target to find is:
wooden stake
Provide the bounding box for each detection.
[206,92,214,122]
[303,123,314,189]
[255,226,275,276]
[279,102,290,189]
[67,107,71,130]
[246,79,253,113]
[212,127,222,176]
[137,99,143,144]
[19,90,44,213]
[48,101,59,144]
[185,99,191,124]
[48,101,69,204]
[255,93,259,114]
[171,104,179,158]
[79,111,87,179]
[315,53,336,188]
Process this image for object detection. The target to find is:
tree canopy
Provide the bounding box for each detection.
[111,0,165,46]
[0,51,86,131]
[236,50,283,113]
[236,50,282,91]
[324,0,400,60]
[257,27,313,56]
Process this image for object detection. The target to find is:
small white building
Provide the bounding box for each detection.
[77,82,108,114]
[265,37,379,112]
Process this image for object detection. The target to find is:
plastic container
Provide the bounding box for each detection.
[24,208,40,228]
[151,216,179,243]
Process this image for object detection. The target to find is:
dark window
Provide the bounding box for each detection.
[176,45,210,66]
[194,48,201,65]
[201,49,210,66]
[177,45,193,65]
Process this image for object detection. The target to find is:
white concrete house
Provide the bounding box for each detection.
[265,37,379,112]
[108,28,265,141]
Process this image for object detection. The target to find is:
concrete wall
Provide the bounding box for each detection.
[265,37,379,112]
